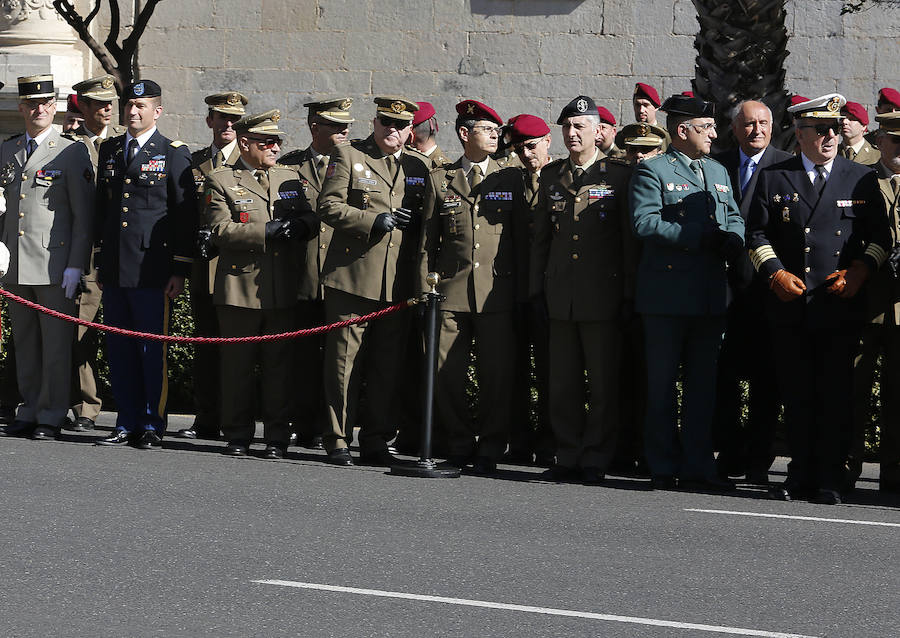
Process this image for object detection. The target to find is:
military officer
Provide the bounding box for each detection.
[711,100,791,485]
[405,101,451,169]
[747,94,891,504]
[848,112,900,494]
[632,83,670,151]
[67,74,126,432]
[630,94,744,491]
[205,109,311,458]
[0,75,94,440]
[531,96,637,484]
[596,105,626,160]
[317,96,429,466]
[864,88,900,147]
[175,91,248,441]
[63,94,83,134]
[279,96,354,450]
[839,101,880,165]
[94,80,197,450]
[418,99,528,474]
[616,122,666,165]
[507,114,554,466]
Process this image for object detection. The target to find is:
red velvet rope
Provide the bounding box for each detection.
[0,287,413,344]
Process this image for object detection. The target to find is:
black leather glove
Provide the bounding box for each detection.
[392,207,414,231]
[77,275,89,295]
[715,230,744,262]
[372,212,397,233]
[699,226,720,251]
[265,219,292,241]
[284,217,315,242]
[196,228,218,260]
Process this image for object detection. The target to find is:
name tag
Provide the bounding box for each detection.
[443,200,460,209]
[234,198,254,205]
[484,191,512,201]
[405,176,424,186]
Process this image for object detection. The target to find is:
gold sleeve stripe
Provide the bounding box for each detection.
[864,243,888,267]
[749,245,778,271]
[173,255,194,263]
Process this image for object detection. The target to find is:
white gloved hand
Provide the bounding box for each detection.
[61,267,81,299]
[0,241,9,279]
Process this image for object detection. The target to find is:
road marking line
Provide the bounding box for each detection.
[686,508,900,528]
[251,579,819,638]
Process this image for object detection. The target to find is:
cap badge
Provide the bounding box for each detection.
[576,98,588,113]
[340,99,352,110]
[35,83,41,90]
[133,82,145,96]
[227,93,240,106]
[271,112,281,122]
[391,101,404,114]
[827,97,841,113]
[466,103,475,115]
[638,123,649,136]
[101,77,113,89]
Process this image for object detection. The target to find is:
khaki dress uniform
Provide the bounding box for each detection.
[419,157,529,461]
[531,156,638,471]
[205,159,307,446]
[841,139,881,165]
[405,144,451,170]
[317,135,429,455]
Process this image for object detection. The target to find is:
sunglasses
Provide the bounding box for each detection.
[378,116,409,129]
[798,123,840,136]
[246,136,281,149]
[515,140,544,153]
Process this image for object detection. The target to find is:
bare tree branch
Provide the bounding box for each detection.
[105,0,122,59]
[842,0,900,14]
[121,0,163,58]
[85,0,102,26]
[52,0,121,84]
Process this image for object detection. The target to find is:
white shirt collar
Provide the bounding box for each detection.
[849,139,866,154]
[124,126,157,153]
[25,127,53,148]
[86,124,108,143]
[420,144,437,157]
[738,147,766,167]
[800,152,835,183]
[461,155,490,176]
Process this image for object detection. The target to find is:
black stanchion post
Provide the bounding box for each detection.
[390,273,459,478]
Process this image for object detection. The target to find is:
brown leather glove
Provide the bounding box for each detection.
[827,259,869,298]
[769,269,807,302]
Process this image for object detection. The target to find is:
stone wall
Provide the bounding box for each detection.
[75,0,898,154]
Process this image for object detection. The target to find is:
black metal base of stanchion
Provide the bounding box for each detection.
[389,459,461,478]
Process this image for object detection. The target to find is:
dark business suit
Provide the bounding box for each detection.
[711,145,792,478]
[747,155,890,492]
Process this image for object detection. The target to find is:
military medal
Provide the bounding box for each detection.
[239,212,249,223]
[0,161,16,186]
[782,207,790,222]
[773,194,781,203]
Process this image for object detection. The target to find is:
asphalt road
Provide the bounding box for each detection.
[1,413,898,638]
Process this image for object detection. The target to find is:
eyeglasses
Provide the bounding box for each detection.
[470,125,500,136]
[246,136,281,149]
[22,98,54,111]
[798,123,840,136]
[515,140,544,153]
[378,116,409,129]
[688,122,716,133]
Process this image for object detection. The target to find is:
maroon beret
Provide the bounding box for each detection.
[842,101,869,126]
[879,87,900,109]
[412,101,436,127]
[456,99,503,126]
[596,106,616,126]
[681,91,694,98]
[633,82,661,108]
[66,93,81,114]
[506,114,550,143]
[789,94,810,107]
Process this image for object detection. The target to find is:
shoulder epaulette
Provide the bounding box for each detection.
[4,133,22,142]
[208,165,232,175]
[170,140,186,148]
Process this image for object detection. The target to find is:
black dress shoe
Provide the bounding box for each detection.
[326,448,354,466]
[0,420,36,438]
[223,441,249,456]
[470,456,497,475]
[95,429,132,446]
[263,444,286,459]
[744,469,769,486]
[812,488,842,505]
[541,465,580,482]
[581,466,606,485]
[0,406,16,425]
[136,430,162,450]
[503,450,535,466]
[768,481,810,501]
[533,452,556,468]
[71,417,95,432]
[359,449,399,467]
[445,454,471,469]
[679,476,736,492]
[31,425,59,441]
[650,475,678,490]
[177,427,198,439]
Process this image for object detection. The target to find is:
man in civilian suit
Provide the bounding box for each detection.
[712,100,791,484]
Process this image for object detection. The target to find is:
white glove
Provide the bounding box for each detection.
[0,241,8,278]
[61,267,81,299]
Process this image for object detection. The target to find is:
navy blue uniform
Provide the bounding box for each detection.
[747,155,890,492]
[95,129,196,434]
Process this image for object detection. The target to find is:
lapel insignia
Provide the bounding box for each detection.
[773,194,781,203]
[782,207,791,222]
[675,185,682,191]
[353,162,364,172]
[666,183,674,191]
[48,140,56,148]
[239,211,250,223]
[549,189,564,201]
[792,193,799,202]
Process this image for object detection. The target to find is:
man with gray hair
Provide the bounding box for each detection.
[711,99,791,485]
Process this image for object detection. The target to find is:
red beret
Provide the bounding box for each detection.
[842,101,869,126]
[507,114,550,143]
[681,91,694,98]
[879,87,900,109]
[596,106,616,126]
[633,82,661,108]
[789,94,810,107]
[412,101,436,127]
[456,99,503,125]
[66,93,80,114]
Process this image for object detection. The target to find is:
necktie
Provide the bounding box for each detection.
[469,164,483,189]
[813,165,827,195]
[93,137,102,152]
[572,166,584,187]
[256,169,269,192]
[844,147,856,161]
[25,139,37,161]
[739,157,755,194]
[127,138,140,164]
[214,149,226,168]
[690,160,704,183]
[892,175,900,201]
